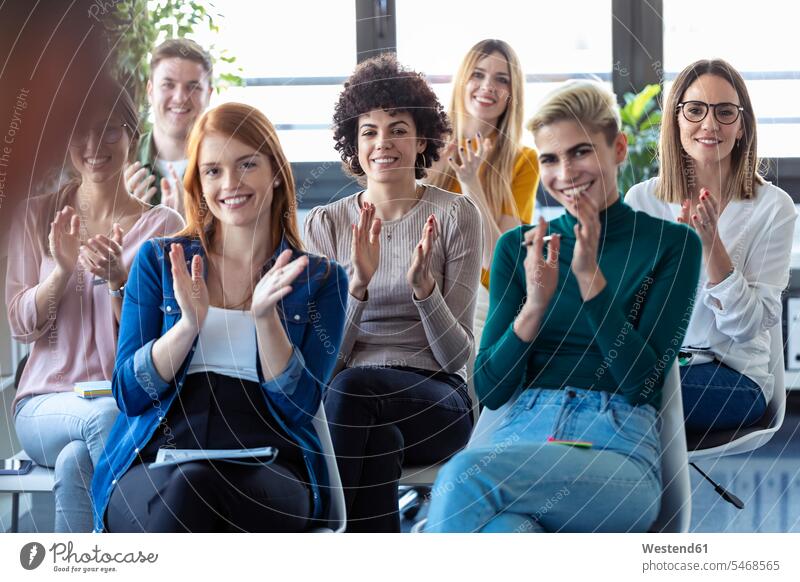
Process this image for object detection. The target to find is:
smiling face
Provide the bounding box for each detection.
[356,109,426,186]
[534,119,626,215]
[148,57,212,141]
[678,74,743,167]
[68,112,131,183]
[198,133,276,230]
[462,51,512,128]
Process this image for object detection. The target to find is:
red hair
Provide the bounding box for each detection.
[177,102,303,253]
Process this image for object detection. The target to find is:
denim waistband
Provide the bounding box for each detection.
[519,387,656,417]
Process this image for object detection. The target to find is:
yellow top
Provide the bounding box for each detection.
[447,146,540,288]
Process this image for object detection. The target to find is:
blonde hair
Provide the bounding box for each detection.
[430,39,525,219]
[527,79,621,145]
[178,102,303,254]
[657,58,762,204]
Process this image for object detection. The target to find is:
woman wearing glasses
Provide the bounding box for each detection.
[626,59,797,432]
[6,82,184,532]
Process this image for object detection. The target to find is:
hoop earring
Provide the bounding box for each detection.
[417,153,427,168]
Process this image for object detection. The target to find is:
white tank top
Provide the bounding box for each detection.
[186,306,259,382]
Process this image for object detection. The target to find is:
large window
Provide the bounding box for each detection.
[196,0,357,162]
[664,0,800,157]
[396,0,612,149]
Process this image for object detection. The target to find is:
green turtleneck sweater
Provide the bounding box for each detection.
[475,198,701,410]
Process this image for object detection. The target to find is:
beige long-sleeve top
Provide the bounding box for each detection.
[304,185,483,380]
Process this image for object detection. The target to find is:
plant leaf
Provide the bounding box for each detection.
[628,84,661,125]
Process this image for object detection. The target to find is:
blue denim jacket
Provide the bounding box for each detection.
[90,236,348,532]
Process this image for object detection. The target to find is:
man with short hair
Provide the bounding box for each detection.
[125,38,212,215]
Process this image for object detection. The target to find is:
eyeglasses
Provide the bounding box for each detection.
[677,101,743,125]
[69,123,129,148]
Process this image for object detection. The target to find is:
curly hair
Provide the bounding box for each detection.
[333,53,450,181]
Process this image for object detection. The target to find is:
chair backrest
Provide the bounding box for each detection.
[650,363,691,532]
[466,389,519,449]
[310,403,346,533]
[687,320,786,460]
[466,364,691,533]
[14,354,29,390]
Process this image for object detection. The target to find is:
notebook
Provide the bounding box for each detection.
[148,446,278,469]
[74,381,113,398]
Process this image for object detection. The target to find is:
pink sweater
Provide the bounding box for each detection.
[6,195,184,412]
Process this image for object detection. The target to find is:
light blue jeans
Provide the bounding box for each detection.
[14,393,120,532]
[426,387,662,533]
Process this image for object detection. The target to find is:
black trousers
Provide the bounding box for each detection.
[324,366,473,532]
[106,459,311,532]
[106,372,312,532]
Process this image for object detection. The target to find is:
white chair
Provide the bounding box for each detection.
[397,378,480,518]
[0,451,55,533]
[686,322,786,459]
[462,363,691,533]
[309,402,347,532]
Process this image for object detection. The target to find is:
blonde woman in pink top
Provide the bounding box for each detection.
[6,82,184,532]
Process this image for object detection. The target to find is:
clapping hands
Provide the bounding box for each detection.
[407,214,438,300]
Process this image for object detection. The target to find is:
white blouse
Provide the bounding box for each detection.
[186,306,259,382]
[625,177,797,403]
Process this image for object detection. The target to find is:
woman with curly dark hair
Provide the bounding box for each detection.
[304,54,483,532]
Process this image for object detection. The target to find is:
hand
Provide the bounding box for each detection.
[689,188,723,249]
[252,249,309,319]
[407,214,438,300]
[685,188,732,284]
[522,216,560,313]
[572,194,607,300]
[79,224,127,289]
[169,243,209,332]
[427,141,456,182]
[124,161,157,204]
[349,201,381,299]
[48,206,81,275]
[571,193,601,278]
[447,134,493,192]
[676,199,691,226]
[160,163,185,215]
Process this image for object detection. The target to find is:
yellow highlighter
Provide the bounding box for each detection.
[547,436,593,448]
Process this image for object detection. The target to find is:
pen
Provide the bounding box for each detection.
[521,235,554,247]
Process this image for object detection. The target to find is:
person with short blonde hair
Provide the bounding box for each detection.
[626,59,797,432]
[426,80,701,533]
[527,79,622,145]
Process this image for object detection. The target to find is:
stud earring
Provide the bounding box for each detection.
[273,179,281,188]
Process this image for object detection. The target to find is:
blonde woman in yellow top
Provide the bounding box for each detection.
[430,39,540,340]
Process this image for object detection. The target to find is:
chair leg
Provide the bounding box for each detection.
[398,486,431,520]
[690,463,745,509]
[11,492,20,533]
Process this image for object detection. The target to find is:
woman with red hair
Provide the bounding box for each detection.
[91,103,348,532]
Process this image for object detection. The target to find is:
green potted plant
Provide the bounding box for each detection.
[101,1,243,114]
[618,84,662,197]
